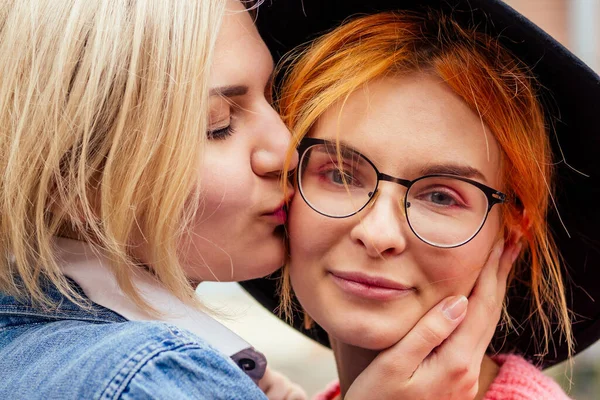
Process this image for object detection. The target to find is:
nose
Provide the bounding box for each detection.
[251,105,299,177]
[350,189,408,258]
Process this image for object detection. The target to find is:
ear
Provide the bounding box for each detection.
[508,207,531,245]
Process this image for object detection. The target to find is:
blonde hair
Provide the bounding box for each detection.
[278,11,572,362]
[0,0,226,312]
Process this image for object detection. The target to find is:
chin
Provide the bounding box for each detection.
[184,244,284,283]
[236,243,285,281]
[319,317,406,351]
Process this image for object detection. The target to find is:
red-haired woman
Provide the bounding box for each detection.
[244,1,600,399]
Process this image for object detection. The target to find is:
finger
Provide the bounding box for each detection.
[409,241,512,392]
[440,240,518,364]
[258,368,274,393]
[471,240,505,297]
[263,373,304,400]
[373,295,468,381]
[285,384,307,400]
[454,239,505,345]
[264,380,287,400]
[264,384,287,400]
[450,241,506,350]
[260,368,287,400]
[497,239,522,286]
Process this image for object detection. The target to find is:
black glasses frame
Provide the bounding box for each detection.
[297,137,507,248]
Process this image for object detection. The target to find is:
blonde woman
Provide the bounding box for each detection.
[0,1,520,399]
[0,0,303,398]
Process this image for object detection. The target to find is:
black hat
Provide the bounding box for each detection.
[241,0,600,368]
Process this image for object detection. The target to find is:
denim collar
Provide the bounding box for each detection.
[0,274,126,324]
[0,238,267,383]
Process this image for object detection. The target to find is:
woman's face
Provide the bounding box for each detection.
[288,73,503,350]
[181,0,298,282]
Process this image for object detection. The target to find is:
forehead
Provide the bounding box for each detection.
[313,73,502,185]
[211,0,273,89]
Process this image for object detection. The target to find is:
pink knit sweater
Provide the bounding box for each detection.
[314,354,571,400]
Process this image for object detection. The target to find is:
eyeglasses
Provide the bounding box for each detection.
[297,138,506,248]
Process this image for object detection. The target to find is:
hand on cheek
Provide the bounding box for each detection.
[346,240,522,400]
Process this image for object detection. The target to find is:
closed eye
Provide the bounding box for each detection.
[207,125,235,140]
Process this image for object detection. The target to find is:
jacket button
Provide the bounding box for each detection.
[237,358,256,371]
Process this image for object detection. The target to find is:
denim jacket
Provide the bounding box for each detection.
[0,240,268,400]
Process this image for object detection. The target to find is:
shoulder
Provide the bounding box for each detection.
[0,318,266,399]
[100,321,266,399]
[484,354,571,400]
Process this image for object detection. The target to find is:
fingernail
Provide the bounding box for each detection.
[442,295,468,321]
[511,243,523,264]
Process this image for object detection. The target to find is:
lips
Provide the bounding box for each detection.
[265,201,287,216]
[264,205,287,224]
[330,271,411,290]
[263,198,292,225]
[262,188,295,224]
[328,271,414,300]
[271,206,287,220]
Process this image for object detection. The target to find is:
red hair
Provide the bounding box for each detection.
[278,11,572,361]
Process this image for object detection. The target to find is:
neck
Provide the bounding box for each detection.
[330,335,500,399]
[475,355,500,400]
[330,337,379,398]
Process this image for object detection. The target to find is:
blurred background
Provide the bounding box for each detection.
[199,0,600,398]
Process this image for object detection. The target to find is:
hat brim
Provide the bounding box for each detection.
[241,0,600,368]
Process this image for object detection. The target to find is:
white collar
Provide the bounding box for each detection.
[55,237,266,381]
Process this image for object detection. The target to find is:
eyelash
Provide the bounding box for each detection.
[207,124,235,140]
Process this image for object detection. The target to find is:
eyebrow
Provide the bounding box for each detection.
[419,164,488,183]
[320,140,364,160]
[316,138,488,182]
[209,85,249,97]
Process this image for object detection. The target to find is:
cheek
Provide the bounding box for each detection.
[420,215,501,297]
[197,151,254,215]
[288,196,340,306]
[422,249,483,296]
[288,196,336,257]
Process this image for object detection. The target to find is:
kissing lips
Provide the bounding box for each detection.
[264,205,287,224]
[262,188,294,226]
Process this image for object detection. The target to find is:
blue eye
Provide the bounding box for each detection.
[207,125,235,140]
[427,192,457,206]
[327,169,359,186]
